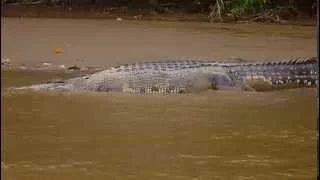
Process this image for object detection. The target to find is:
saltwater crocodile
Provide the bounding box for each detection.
[13,57,318,94]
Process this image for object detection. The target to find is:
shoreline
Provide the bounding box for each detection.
[1,5,317,26]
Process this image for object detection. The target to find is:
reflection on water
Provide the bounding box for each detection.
[2,70,317,179]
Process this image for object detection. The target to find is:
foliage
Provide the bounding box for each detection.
[209,0,270,21]
[208,0,316,22]
[226,0,268,15]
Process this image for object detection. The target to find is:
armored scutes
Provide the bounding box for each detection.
[13,57,318,94]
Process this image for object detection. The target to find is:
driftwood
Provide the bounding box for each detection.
[249,14,281,23]
[236,10,284,24]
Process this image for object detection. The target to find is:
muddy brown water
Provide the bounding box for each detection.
[1,17,316,68]
[1,17,318,179]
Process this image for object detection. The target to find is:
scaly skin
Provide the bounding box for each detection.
[13,57,318,94]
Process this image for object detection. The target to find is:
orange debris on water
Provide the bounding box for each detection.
[54,48,64,54]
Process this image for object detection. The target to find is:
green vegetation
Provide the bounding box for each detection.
[208,0,316,22]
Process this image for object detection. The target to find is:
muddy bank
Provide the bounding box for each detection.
[2,4,317,26]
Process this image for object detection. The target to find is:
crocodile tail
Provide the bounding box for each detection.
[230,57,318,87]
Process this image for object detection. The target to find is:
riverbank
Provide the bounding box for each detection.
[2,4,317,26]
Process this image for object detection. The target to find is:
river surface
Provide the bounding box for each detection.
[1,17,318,179]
